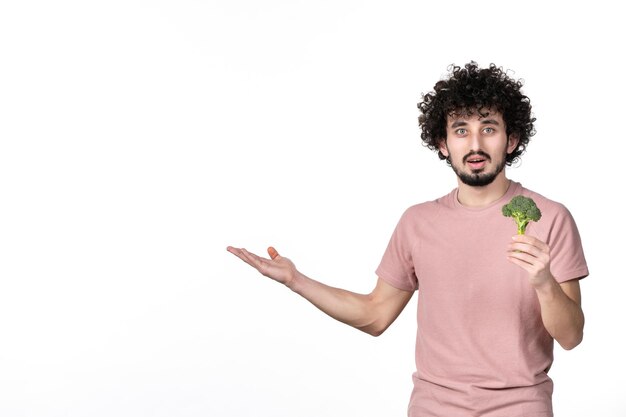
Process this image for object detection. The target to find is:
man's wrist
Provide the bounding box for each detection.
[533,275,559,299]
[286,271,306,293]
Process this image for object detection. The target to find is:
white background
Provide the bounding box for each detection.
[1,1,623,416]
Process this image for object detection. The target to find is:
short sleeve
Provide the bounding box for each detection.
[545,204,589,283]
[375,208,418,292]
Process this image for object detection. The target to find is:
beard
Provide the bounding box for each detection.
[449,150,507,187]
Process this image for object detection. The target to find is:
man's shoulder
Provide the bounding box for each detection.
[399,190,453,222]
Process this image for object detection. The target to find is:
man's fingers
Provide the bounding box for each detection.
[511,234,549,251]
[508,241,546,259]
[227,246,279,272]
[227,247,254,267]
[268,246,279,260]
[509,243,536,256]
[507,250,535,266]
[227,246,261,267]
[243,249,268,264]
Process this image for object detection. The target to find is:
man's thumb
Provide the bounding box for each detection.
[267,246,279,260]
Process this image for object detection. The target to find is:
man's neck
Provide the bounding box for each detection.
[456,174,511,208]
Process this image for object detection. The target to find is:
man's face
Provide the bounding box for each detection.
[439,111,518,187]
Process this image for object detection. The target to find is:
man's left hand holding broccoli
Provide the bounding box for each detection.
[507,232,584,351]
[507,234,553,289]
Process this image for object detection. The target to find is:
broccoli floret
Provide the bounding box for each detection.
[502,195,542,234]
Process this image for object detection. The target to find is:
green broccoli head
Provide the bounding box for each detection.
[502,195,542,234]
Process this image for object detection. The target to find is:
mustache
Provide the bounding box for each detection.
[463,151,491,163]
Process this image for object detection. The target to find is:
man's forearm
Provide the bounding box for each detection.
[287,272,381,335]
[534,278,584,350]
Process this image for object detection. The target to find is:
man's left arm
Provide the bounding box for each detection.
[508,234,585,350]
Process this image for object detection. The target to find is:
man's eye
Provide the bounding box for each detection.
[456,129,467,135]
[484,127,494,134]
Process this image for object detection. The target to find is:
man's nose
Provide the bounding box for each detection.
[468,132,483,151]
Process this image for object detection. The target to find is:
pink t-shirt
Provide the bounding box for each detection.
[376,182,588,417]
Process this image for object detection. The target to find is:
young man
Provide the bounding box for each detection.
[227,62,588,416]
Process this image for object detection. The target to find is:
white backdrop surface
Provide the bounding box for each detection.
[0,1,623,416]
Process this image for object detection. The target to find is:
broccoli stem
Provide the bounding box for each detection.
[513,214,529,235]
[518,222,529,234]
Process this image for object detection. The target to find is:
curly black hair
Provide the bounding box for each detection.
[417,62,536,165]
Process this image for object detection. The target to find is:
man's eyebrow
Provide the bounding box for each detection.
[450,120,468,128]
[449,118,501,128]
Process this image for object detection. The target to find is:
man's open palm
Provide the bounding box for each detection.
[227,246,297,287]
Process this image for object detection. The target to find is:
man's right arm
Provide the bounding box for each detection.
[227,246,413,336]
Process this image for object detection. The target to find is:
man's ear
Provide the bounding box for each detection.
[438,138,449,157]
[507,134,520,154]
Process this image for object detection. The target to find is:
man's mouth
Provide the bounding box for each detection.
[464,153,490,170]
